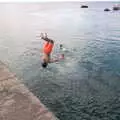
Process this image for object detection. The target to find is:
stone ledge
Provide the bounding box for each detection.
[0,61,59,120]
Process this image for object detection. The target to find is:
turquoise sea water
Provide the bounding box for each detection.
[0,2,120,120]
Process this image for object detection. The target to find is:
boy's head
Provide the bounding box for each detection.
[41,61,48,68]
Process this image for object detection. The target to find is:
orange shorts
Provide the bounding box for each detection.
[43,41,54,55]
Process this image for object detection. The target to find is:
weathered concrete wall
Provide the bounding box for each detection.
[0,61,59,120]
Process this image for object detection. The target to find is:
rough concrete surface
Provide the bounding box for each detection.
[0,61,59,120]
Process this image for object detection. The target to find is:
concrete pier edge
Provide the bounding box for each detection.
[0,61,59,120]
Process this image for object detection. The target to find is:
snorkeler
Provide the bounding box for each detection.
[40,33,64,68]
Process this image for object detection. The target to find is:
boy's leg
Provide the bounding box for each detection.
[45,33,47,38]
[40,33,44,39]
[40,33,47,39]
[40,33,54,44]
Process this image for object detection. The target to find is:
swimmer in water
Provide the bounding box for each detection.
[40,33,64,68]
[60,44,63,50]
[59,44,67,52]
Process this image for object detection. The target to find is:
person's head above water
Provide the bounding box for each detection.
[41,61,48,68]
[60,44,63,49]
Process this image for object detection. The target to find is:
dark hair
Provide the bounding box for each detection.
[60,44,63,47]
[41,62,48,68]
